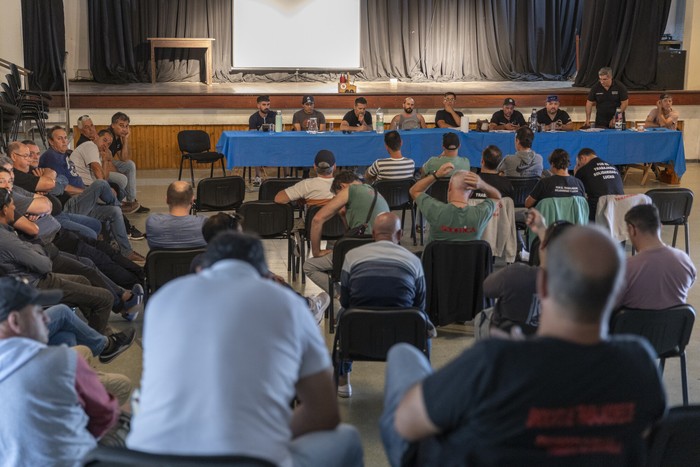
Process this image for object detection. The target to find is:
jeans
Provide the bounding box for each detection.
[113,159,137,202]
[302,254,333,293]
[64,180,118,215]
[380,344,433,467]
[46,304,108,356]
[53,252,125,308]
[289,423,364,467]
[92,205,133,256]
[55,212,102,240]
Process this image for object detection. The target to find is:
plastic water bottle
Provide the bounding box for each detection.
[614,108,624,130]
[275,110,283,132]
[376,108,384,134]
[529,109,538,132]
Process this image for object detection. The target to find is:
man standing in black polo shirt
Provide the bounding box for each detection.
[574,148,624,220]
[340,97,373,132]
[434,92,463,128]
[585,67,629,129]
[248,95,277,186]
[489,97,526,130]
[536,95,573,131]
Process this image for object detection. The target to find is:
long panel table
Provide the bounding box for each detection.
[217,128,686,176]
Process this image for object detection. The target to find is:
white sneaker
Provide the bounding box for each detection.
[253,176,262,187]
[337,383,352,398]
[308,292,330,325]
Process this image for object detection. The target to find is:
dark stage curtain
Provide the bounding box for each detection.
[574,0,672,89]
[88,0,232,84]
[21,0,66,91]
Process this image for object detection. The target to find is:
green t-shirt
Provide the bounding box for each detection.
[422,156,471,177]
[346,183,390,234]
[416,193,495,244]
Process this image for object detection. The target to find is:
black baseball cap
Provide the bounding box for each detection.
[302,95,315,105]
[0,278,62,322]
[442,132,460,150]
[503,98,516,106]
[314,150,336,168]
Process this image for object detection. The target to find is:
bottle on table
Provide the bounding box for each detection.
[275,110,283,133]
[376,108,384,134]
[529,109,538,132]
[614,108,624,131]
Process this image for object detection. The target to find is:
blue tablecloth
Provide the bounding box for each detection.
[217,127,686,176]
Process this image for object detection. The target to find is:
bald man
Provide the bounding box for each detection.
[145,181,206,250]
[390,97,427,130]
[410,162,500,244]
[337,212,434,398]
[381,225,666,466]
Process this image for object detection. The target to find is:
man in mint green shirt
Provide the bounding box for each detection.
[411,162,500,244]
[421,132,471,177]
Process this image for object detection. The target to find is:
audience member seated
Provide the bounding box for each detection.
[421,132,470,177]
[365,131,416,183]
[389,97,427,130]
[574,147,624,220]
[0,278,120,465]
[434,92,463,129]
[0,166,58,241]
[644,93,679,130]
[248,95,278,186]
[293,95,326,132]
[497,127,543,178]
[410,163,499,244]
[536,95,573,131]
[525,149,585,208]
[146,181,206,250]
[303,171,390,293]
[474,145,513,199]
[72,124,124,194]
[617,204,696,310]
[337,212,436,398]
[127,232,363,466]
[489,97,526,130]
[274,150,335,208]
[340,97,373,133]
[380,225,666,466]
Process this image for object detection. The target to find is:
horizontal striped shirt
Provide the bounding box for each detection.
[366,157,416,181]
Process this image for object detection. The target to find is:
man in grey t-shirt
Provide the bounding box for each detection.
[145,181,206,250]
[293,95,327,132]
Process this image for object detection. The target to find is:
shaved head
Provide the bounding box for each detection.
[372,212,402,243]
[166,181,194,207]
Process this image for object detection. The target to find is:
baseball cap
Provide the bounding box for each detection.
[659,93,672,100]
[314,149,336,168]
[442,132,460,150]
[503,98,516,106]
[0,277,62,322]
[302,95,315,105]
[546,95,559,103]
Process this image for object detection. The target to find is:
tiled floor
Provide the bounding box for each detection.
[105,164,700,466]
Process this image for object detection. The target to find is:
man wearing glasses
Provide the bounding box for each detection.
[435,92,463,128]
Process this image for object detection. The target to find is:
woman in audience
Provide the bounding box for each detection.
[524,148,586,208]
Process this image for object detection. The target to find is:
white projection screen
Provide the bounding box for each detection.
[233,0,360,69]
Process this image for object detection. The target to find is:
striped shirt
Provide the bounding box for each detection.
[366,157,416,181]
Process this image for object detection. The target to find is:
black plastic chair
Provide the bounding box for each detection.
[144,248,205,301]
[192,176,246,214]
[332,307,429,390]
[238,201,296,279]
[374,178,417,245]
[326,237,374,333]
[177,130,227,186]
[507,177,540,208]
[82,445,276,466]
[257,178,302,201]
[300,205,348,284]
[645,188,694,254]
[422,240,493,326]
[646,405,700,467]
[611,305,696,405]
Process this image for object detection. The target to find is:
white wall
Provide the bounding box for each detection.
[64,0,91,79]
[0,1,25,66]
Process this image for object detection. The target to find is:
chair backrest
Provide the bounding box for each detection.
[646,405,700,467]
[145,248,205,296]
[305,205,347,240]
[238,201,293,237]
[82,445,276,466]
[331,236,375,282]
[178,130,213,154]
[426,179,449,203]
[468,197,517,262]
[422,240,493,326]
[610,305,696,358]
[595,193,652,242]
[530,196,589,247]
[334,307,428,362]
[373,178,415,210]
[645,188,694,225]
[195,176,246,212]
[507,177,540,208]
[258,178,302,201]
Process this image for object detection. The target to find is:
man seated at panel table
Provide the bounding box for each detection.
[434,92,463,129]
[421,132,470,178]
[146,181,206,250]
[248,95,278,186]
[409,162,499,245]
[293,95,327,132]
[644,93,679,130]
[489,97,526,131]
[389,97,427,130]
[536,95,573,131]
[380,225,666,466]
[574,147,624,220]
[525,149,586,209]
[340,97,373,133]
[365,131,416,183]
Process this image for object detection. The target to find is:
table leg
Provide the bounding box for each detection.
[205,45,212,86]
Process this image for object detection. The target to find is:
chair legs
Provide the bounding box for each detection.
[659,355,689,406]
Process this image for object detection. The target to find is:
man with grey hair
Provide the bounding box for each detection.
[409,162,500,244]
[380,225,666,466]
[585,67,629,129]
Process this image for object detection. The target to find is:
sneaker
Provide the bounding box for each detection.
[99,412,131,447]
[308,292,330,325]
[99,328,136,364]
[253,176,262,187]
[126,251,146,266]
[121,284,144,321]
[135,204,150,213]
[128,225,145,240]
[337,383,352,398]
[120,201,140,214]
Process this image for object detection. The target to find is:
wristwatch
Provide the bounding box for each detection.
[428,171,438,179]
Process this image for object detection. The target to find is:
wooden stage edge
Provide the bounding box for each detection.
[52,84,700,109]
